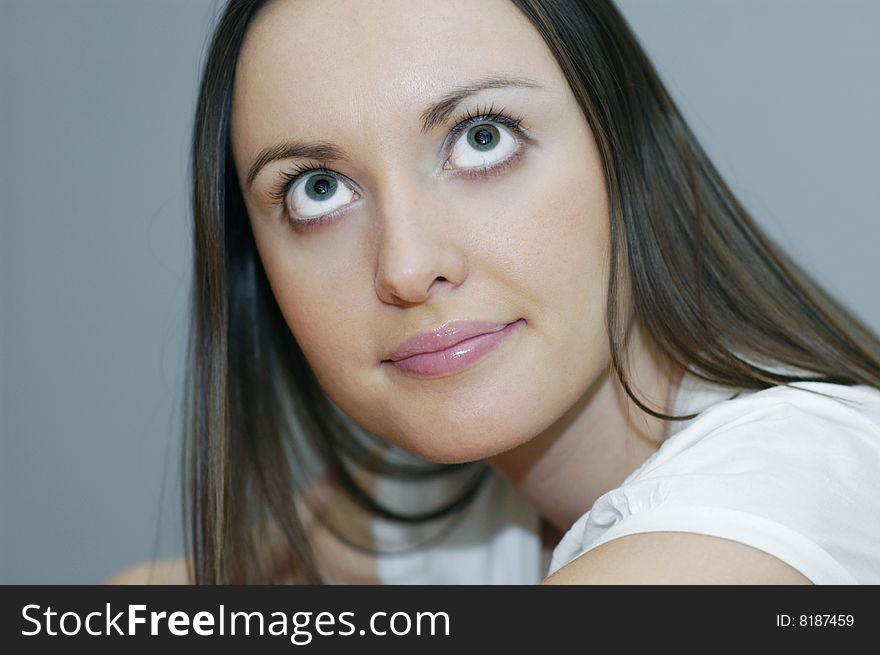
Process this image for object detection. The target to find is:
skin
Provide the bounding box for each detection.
[216,0,812,585]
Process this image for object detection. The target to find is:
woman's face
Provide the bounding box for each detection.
[231,0,611,464]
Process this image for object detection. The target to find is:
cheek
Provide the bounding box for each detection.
[252,233,372,399]
[550,180,609,317]
[459,148,609,313]
[506,155,611,385]
[500,153,610,331]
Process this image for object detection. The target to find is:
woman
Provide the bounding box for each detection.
[112,0,880,585]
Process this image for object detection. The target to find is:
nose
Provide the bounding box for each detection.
[373,193,469,307]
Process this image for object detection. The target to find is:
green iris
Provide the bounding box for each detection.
[305,174,338,202]
[468,124,500,152]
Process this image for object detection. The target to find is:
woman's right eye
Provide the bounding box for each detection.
[281,170,359,224]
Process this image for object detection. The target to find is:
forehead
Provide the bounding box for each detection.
[231,0,563,154]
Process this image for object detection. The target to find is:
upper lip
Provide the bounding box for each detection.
[385,321,514,362]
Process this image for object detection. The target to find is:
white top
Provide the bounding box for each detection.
[372,375,880,584]
[370,462,544,584]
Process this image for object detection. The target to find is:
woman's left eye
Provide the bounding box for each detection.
[445,121,520,174]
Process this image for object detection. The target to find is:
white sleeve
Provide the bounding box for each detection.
[548,386,880,584]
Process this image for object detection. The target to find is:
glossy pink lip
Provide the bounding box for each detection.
[384,319,525,378]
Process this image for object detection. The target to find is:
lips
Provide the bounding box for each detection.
[383,319,526,379]
[386,321,512,362]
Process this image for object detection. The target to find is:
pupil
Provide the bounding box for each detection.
[305,174,337,202]
[469,124,499,152]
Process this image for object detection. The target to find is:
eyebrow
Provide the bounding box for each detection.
[244,73,545,190]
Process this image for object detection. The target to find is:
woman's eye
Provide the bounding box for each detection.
[275,114,525,227]
[446,122,518,171]
[286,172,357,221]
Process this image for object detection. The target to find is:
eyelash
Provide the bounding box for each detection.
[266,103,531,225]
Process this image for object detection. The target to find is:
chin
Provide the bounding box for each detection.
[384,417,531,466]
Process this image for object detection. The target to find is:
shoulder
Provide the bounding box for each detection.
[619,382,880,517]
[646,381,880,481]
[104,557,192,585]
[541,531,813,584]
[104,471,381,586]
[546,382,880,584]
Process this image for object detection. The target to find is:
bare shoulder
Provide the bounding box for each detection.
[104,557,193,585]
[540,532,813,585]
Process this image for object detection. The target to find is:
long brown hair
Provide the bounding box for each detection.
[184,0,880,584]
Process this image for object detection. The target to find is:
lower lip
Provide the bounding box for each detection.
[386,319,525,379]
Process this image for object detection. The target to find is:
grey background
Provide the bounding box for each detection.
[1,0,877,583]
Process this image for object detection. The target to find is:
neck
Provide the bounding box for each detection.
[486,320,684,535]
